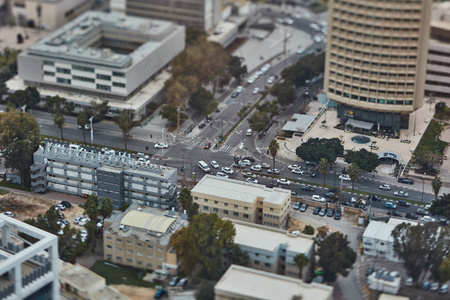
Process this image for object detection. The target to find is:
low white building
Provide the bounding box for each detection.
[362,221,400,262]
[367,270,401,295]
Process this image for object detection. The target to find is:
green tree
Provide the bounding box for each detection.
[170,213,237,279]
[195,281,216,300]
[294,253,310,279]
[45,95,74,115]
[77,110,90,144]
[270,80,295,106]
[296,138,344,163]
[227,55,247,82]
[185,26,207,46]
[439,255,450,282]
[344,148,380,172]
[53,112,65,140]
[7,87,41,109]
[113,109,139,150]
[84,100,110,124]
[178,187,192,210]
[268,139,279,172]
[432,176,443,201]
[84,194,99,221]
[189,87,217,116]
[303,225,315,235]
[100,197,113,221]
[187,202,199,223]
[317,232,356,282]
[257,100,279,117]
[248,111,269,132]
[347,162,360,191]
[429,193,450,218]
[159,103,179,126]
[318,158,330,185]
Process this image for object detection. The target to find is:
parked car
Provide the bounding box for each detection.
[301,185,315,192]
[2,211,14,218]
[292,168,306,174]
[440,284,449,294]
[379,184,391,190]
[177,277,188,287]
[293,202,301,210]
[261,163,270,169]
[416,208,429,215]
[398,177,414,184]
[312,195,326,203]
[250,165,262,171]
[288,164,301,170]
[394,190,409,198]
[398,200,410,207]
[385,202,397,209]
[431,282,440,292]
[73,216,83,225]
[154,289,167,299]
[221,167,234,175]
[405,277,413,287]
[244,172,256,178]
[319,207,328,216]
[55,204,66,211]
[405,212,419,220]
[339,174,350,181]
[277,178,291,185]
[268,168,280,174]
[210,161,219,169]
[421,216,436,223]
[252,87,260,94]
[312,206,321,215]
[78,218,90,226]
[216,172,229,178]
[438,218,449,226]
[267,76,275,84]
[169,276,180,286]
[327,209,335,217]
[300,203,308,212]
[291,191,299,197]
[236,86,243,93]
[351,197,366,205]
[422,281,431,290]
[61,201,72,208]
[334,210,341,220]
[246,178,258,184]
[388,210,402,217]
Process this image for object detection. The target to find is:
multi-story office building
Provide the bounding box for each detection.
[214,265,333,300]
[126,0,222,32]
[0,214,59,299]
[30,143,178,209]
[324,0,432,131]
[11,0,95,30]
[230,220,314,278]
[191,175,291,229]
[15,11,185,116]
[103,204,187,271]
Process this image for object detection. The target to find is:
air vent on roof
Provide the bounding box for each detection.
[101,48,112,58]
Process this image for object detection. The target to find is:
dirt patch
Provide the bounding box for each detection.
[111,284,156,300]
[288,218,307,232]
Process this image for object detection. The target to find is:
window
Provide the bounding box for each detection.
[214,201,218,204]
[254,260,260,265]
[204,199,208,202]
[203,205,209,211]
[57,78,71,84]
[147,245,153,249]
[43,61,54,66]
[73,65,94,72]
[194,197,198,200]
[117,238,122,242]
[106,245,112,248]
[223,210,228,215]
[265,263,271,267]
[116,256,122,260]
[97,84,111,91]
[113,71,125,77]
[234,205,238,208]
[137,243,142,247]
[233,212,239,217]
[126,258,132,263]
[113,82,125,88]
[213,208,219,213]
[73,75,95,83]
[137,252,143,256]
[244,214,249,218]
[106,236,112,240]
[44,71,55,76]
[56,67,70,74]
[96,74,111,81]
[224,203,228,206]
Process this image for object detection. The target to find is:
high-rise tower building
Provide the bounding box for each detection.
[324,0,432,131]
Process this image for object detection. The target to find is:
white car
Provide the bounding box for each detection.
[277,178,291,186]
[292,168,305,174]
[251,165,262,171]
[78,218,90,226]
[288,164,300,170]
[73,216,83,225]
[221,167,234,175]
[267,76,275,84]
[138,157,149,164]
[2,211,14,218]
[284,17,294,25]
[210,161,219,169]
[247,76,256,84]
[246,178,258,184]
[55,204,66,211]
[312,195,326,203]
[244,172,256,178]
[276,17,285,24]
[421,216,436,223]
[339,174,350,181]
[261,163,270,169]
[351,197,366,205]
[56,220,66,228]
[313,35,323,43]
[97,221,103,228]
[394,191,409,198]
[80,230,88,238]
[297,47,305,54]
[216,172,229,178]
[236,86,243,93]
[253,87,260,94]
[379,184,391,190]
[240,159,252,166]
[154,142,168,149]
[268,168,280,174]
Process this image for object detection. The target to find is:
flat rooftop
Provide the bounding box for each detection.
[215,265,333,300]
[363,221,395,242]
[191,175,290,205]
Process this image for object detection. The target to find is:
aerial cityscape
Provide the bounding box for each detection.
[1,0,450,299]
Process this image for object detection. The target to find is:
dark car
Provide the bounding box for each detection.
[61,201,72,208]
[291,191,299,197]
[367,195,381,202]
[293,202,301,210]
[169,276,180,286]
[405,212,419,220]
[325,191,335,198]
[243,156,256,162]
[342,201,351,207]
[387,210,402,217]
[354,204,367,210]
[319,207,328,216]
[366,267,375,276]
[301,185,315,192]
[305,161,317,167]
[327,209,335,217]
[154,289,167,299]
[334,210,341,220]
[398,177,414,184]
[328,188,340,193]
[198,122,206,129]
[438,218,449,226]
[231,92,239,98]
[398,200,410,207]
[300,203,308,212]
[204,142,211,149]
[313,206,321,215]
[416,208,429,215]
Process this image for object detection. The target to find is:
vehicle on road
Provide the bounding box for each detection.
[236,86,243,93]
[398,200,410,207]
[252,87,260,94]
[405,212,419,220]
[388,210,402,217]
[210,161,219,169]
[301,185,315,192]
[319,207,327,216]
[398,177,414,184]
[277,178,291,186]
[261,163,270,169]
[313,35,323,43]
[2,212,14,218]
[297,47,305,54]
[243,172,256,178]
[367,195,381,202]
[247,76,256,84]
[154,142,168,149]
[292,168,305,174]
[379,184,391,190]
[300,203,308,212]
[246,178,258,184]
[246,129,252,136]
[312,206,321,215]
[240,159,252,166]
[288,164,300,170]
[231,91,238,98]
[78,124,91,130]
[293,202,301,210]
[216,172,228,178]
[267,76,275,84]
[351,197,366,205]
[416,208,429,215]
[312,195,326,203]
[394,190,409,198]
[204,142,211,149]
[221,167,234,175]
[421,216,436,223]
[339,174,350,181]
[284,17,294,24]
[385,202,397,209]
[251,165,262,171]
[268,168,280,174]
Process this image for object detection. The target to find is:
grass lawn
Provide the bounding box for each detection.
[0,180,31,192]
[0,188,9,195]
[414,119,448,155]
[90,260,154,287]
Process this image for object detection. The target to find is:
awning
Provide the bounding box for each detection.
[345,118,374,130]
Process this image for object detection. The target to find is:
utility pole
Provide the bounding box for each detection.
[177,106,181,135]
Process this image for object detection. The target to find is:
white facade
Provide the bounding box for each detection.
[368,270,401,295]
[362,221,400,262]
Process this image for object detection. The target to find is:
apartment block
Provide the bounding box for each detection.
[324,0,432,131]
[103,204,187,271]
[230,220,314,278]
[191,175,291,229]
[126,0,222,32]
[214,265,333,300]
[362,220,406,262]
[30,143,178,209]
[0,214,59,299]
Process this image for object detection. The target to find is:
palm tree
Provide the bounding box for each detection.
[113,109,139,151]
[294,253,309,279]
[77,111,89,144]
[318,158,330,185]
[347,162,360,191]
[53,112,64,140]
[268,139,280,171]
[432,176,442,201]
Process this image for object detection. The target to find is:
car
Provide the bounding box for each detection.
[440,284,449,294]
[312,206,321,215]
[277,178,291,186]
[327,209,335,217]
[438,218,449,226]
[369,144,379,150]
[387,210,402,217]
[342,201,351,206]
[422,281,431,290]
[204,142,211,149]
[351,197,366,205]
[284,17,294,24]
[60,219,69,225]
[154,142,168,149]
[405,277,413,287]
[310,172,317,177]
[55,204,66,211]
[216,172,229,178]
[276,17,285,24]
[379,184,391,190]
[398,177,414,184]
[138,157,149,164]
[310,23,321,31]
[78,218,90,226]
[198,122,206,129]
[394,191,409,198]
[367,195,381,202]
[221,167,234,175]
[61,201,72,208]
[236,86,243,93]
[169,276,180,286]
[297,47,305,54]
[421,216,436,223]
[73,216,83,224]
[231,91,239,98]
[301,185,315,192]
[268,168,280,174]
[97,221,103,228]
[246,178,258,184]
[405,212,419,220]
[240,159,252,166]
[300,203,308,212]
[292,168,306,174]
[385,202,397,209]
[291,191,299,198]
[261,163,270,169]
[312,195,326,203]
[243,172,256,178]
[247,76,256,84]
[313,35,323,43]
[431,282,440,292]
[354,204,367,211]
[154,289,167,299]
[334,210,341,220]
[305,161,317,167]
[319,207,328,216]
[250,165,262,171]
[293,202,301,210]
[77,124,91,130]
[288,164,301,170]
[232,163,246,169]
[56,220,66,228]
[267,76,275,84]
[398,200,410,207]
[339,174,350,181]
[243,156,256,162]
[210,161,219,169]
[177,278,188,287]
[252,87,260,94]
[416,208,429,215]
[325,191,335,198]
[2,211,14,218]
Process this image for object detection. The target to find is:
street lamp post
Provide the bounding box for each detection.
[89,116,94,144]
[421,173,426,203]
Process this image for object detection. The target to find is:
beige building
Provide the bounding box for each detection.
[103,204,187,272]
[191,175,291,229]
[231,220,314,278]
[214,265,333,300]
[11,0,95,30]
[324,0,432,132]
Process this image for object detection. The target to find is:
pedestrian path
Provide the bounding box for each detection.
[181,138,237,153]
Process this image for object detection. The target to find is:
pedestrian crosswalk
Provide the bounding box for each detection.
[181,138,237,153]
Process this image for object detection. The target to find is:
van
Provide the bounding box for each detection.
[246,129,252,136]
[198,161,210,173]
[69,144,82,150]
